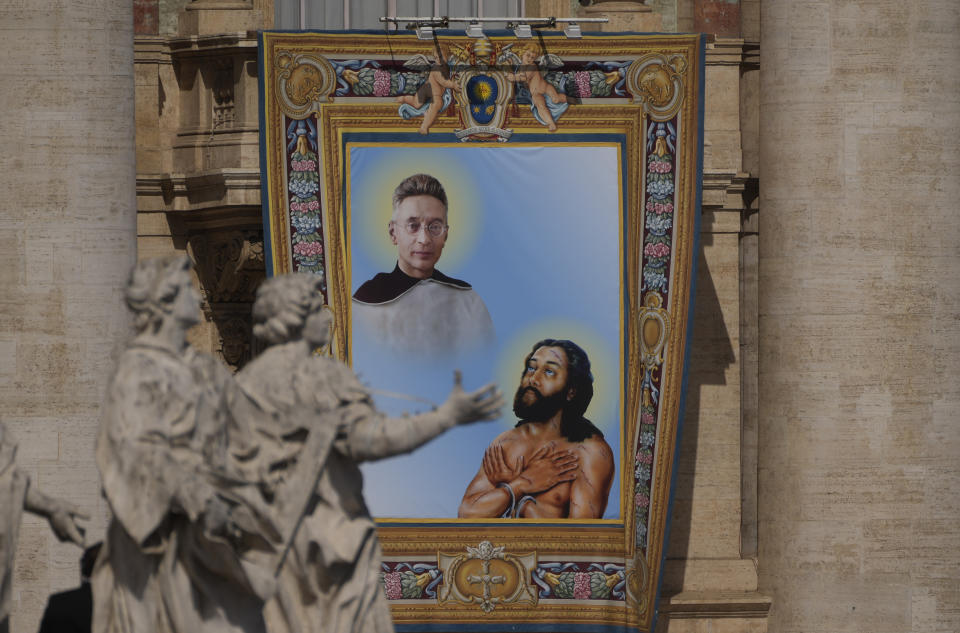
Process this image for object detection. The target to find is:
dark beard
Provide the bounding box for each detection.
[512,386,565,422]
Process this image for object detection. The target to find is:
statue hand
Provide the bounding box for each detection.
[47,501,89,547]
[482,444,522,485]
[511,444,578,496]
[439,370,504,427]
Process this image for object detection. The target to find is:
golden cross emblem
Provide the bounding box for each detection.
[466,559,506,612]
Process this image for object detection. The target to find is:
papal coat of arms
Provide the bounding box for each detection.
[450,38,513,140]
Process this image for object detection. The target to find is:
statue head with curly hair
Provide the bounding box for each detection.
[252,273,331,348]
[125,255,199,334]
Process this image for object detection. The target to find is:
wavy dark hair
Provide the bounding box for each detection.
[516,338,602,443]
[392,173,448,214]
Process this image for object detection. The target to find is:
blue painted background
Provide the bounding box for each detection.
[348,143,623,519]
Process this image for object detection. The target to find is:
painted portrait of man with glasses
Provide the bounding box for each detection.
[347,145,621,518]
[352,173,495,356]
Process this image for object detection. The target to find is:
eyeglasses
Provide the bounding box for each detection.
[394,219,448,237]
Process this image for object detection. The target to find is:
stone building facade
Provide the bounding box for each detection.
[0,0,957,632]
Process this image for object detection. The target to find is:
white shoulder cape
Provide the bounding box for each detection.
[352,279,494,357]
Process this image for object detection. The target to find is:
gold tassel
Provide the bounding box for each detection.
[654,136,667,157]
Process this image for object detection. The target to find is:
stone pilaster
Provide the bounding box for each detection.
[758,1,960,632]
[0,0,136,630]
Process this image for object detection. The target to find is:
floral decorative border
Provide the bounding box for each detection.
[285,115,328,299]
[381,562,443,600]
[533,562,626,601]
[634,117,678,550]
[380,560,627,603]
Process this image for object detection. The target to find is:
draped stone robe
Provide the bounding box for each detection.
[92,343,281,633]
[236,344,394,633]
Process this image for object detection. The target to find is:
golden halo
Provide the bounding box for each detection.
[494,319,620,434]
[349,146,481,276]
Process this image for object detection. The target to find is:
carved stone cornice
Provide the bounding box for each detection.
[705,37,754,66]
[134,35,172,65]
[168,32,258,59]
[658,591,772,619]
[705,37,760,71]
[137,169,261,213]
[700,170,752,213]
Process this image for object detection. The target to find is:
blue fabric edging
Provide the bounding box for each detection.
[257,31,275,277]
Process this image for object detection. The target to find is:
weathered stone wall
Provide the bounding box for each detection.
[0,0,136,630]
[758,1,960,631]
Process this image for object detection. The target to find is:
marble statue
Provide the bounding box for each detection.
[236,273,503,633]
[0,424,87,630]
[92,259,501,633]
[92,256,283,633]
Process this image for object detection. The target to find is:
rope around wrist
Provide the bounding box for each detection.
[515,495,537,518]
[497,482,516,518]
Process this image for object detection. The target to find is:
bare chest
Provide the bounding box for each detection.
[500,436,583,507]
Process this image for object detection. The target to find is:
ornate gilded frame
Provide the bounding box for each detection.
[259,30,704,632]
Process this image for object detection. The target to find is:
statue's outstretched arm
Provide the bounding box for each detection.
[340,371,503,462]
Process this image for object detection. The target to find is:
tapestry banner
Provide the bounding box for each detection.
[259,29,704,632]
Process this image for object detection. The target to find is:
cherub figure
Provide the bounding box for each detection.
[397,54,459,135]
[502,45,569,131]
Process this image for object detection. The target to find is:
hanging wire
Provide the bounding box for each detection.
[368,388,439,409]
